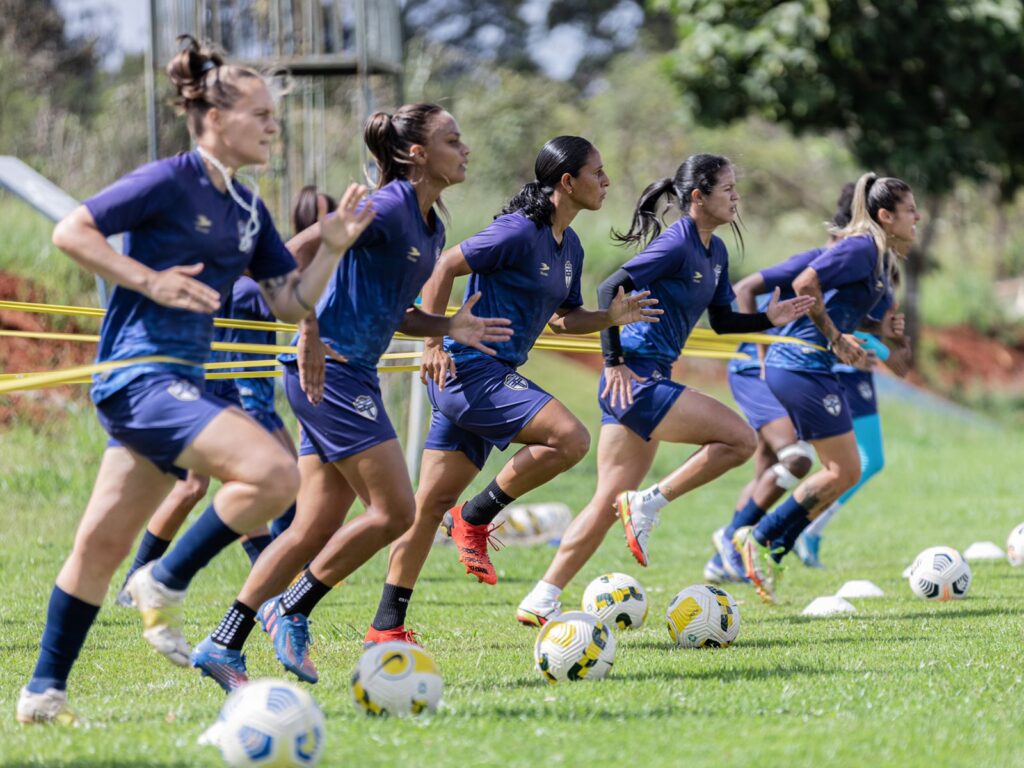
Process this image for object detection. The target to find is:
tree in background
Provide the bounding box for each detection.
[656,0,1024,356]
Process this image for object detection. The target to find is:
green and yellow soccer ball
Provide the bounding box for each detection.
[217,679,325,767]
[582,572,648,631]
[666,584,740,648]
[351,641,443,716]
[534,611,617,684]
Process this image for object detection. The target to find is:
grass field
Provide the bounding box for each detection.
[1,351,1023,768]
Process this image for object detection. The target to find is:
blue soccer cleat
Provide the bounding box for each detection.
[703,553,730,584]
[191,635,249,693]
[712,527,749,583]
[258,597,318,684]
[795,532,824,569]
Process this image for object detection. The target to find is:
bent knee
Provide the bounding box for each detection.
[258,459,300,508]
[75,529,134,572]
[782,455,813,479]
[553,424,591,467]
[374,507,415,543]
[730,426,758,462]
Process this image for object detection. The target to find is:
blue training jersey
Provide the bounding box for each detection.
[617,216,736,367]
[445,211,584,368]
[766,235,890,373]
[85,150,296,404]
[211,276,277,413]
[297,180,445,371]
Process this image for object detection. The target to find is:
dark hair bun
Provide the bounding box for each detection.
[166,34,224,101]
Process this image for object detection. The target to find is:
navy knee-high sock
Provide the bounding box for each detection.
[270,503,296,539]
[241,534,272,566]
[123,530,171,585]
[753,495,810,553]
[27,586,101,693]
[726,498,766,539]
[151,504,239,591]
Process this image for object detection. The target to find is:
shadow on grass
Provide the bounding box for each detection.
[622,633,925,652]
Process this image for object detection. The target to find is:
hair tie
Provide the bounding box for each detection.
[200,60,218,74]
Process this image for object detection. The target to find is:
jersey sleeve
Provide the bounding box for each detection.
[710,265,737,307]
[621,226,686,287]
[760,248,822,291]
[810,237,876,290]
[461,215,529,274]
[84,160,180,238]
[560,241,585,310]
[248,199,297,281]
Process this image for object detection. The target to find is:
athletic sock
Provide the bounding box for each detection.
[777,510,815,557]
[26,586,101,693]
[241,534,272,566]
[270,503,296,539]
[726,498,766,539]
[211,600,257,651]
[461,479,516,526]
[280,569,331,617]
[753,495,810,554]
[525,580,562,606]
[803,501,841,538]
[636,483,670,515]
[371,583,414,631]
[125,531,171,583]
[151,504,239,591]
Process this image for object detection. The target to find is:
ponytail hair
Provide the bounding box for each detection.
[291,185,337,235]
[829,171,912,284]
[363,103,446,187]
[166,35,262,138]
[500,135,596,226]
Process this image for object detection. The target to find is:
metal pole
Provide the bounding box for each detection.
[145,0,159,162]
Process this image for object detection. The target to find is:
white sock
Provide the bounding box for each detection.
[636,484,669,515]
[526,580,562,605]
[805,501,841,538]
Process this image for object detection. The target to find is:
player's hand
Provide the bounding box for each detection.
[320,183,375,255]
[297,321,346,405]
[766,287,815,327]
[883,311,906,338]
[884,336,912,377]
[419,340,456,390]
[607,287,662,326]
[447,293,514,356]
[144,263,221,313]
[832,332,873,369]
[601,364,645,410]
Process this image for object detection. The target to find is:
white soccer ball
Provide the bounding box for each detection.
[666,584,740,648]
[534,611,616,684]
[351,641,443,716]
[216,679,325,768]
[907,546,972,601]
[1007,523,1024,566]
[581,572,649,631]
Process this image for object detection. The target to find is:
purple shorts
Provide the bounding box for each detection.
[765,367,853,441]
[284,361,396,464]
[425,355,553,470]
[598,358,684,441]
[835,369,878,419]
[728,369,790,431]
[97,372,233,479]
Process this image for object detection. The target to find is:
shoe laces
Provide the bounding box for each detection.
[284,614,311,651]
[464,519,505,552]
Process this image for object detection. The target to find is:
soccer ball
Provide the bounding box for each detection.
[216,679,325,767]
[666,584,740,648]
[1007,523,1024,566]
[534,611,616,684]
[908,546,972,601]
[581,572,649,630]
[351,641,443,716]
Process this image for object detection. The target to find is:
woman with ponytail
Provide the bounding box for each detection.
[191,104,514,691]
[518,154,814,626]
[359,136,660,645]
[18,36,375,724]
[733,172,918,602]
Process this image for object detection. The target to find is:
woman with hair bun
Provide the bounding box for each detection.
[191,103,514,691]
[518,153,814,626]
[17,36,375,724]
[362,136,660,645]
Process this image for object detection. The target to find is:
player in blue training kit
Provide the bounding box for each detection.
[16,38,375,725]
[356,136,660,643]
[191,103,515,692]
[733,172,920,602]
[519,154,815,624]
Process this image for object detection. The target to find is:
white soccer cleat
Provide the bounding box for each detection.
[16,687,80,726]
[516,595,563,628]
[127,562,191,666]
[616,491,658,567]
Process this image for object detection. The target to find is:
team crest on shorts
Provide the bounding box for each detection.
[649,369,664,381]
[858,381,873,401]
[167,380,200,402]
[822,394,843,416]
[564,260,573,289]
[353,395,378,421]
[503,372,529,391]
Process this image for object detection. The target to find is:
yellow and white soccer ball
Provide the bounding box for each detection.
[908,546,972,601]
[534,611,616,684]
[666,584,740,648]
[351,641,443,716]
[216,679,325,767]
[581,572,649,631]
[1006,523,1024,566]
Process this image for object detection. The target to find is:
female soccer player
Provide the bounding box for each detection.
[734,172,919,601]
[190,102,514,692]
[517,153,814,626]
[362,135,661,645]
[16,37,375,725]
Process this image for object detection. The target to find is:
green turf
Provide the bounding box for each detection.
[1,351,1022,767]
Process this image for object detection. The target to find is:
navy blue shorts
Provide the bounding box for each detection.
[284,361,396,464]
[598,358,684,441]
[205,378,243,408]
[765,367,853,441]
[728,370,790,431]
[836,369,878,419]
[97,373,235,479]
[248,408,286,434]
[424,355,553,470]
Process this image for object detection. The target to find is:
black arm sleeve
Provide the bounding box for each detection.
[598,268,636,367]
[707,303,774,334]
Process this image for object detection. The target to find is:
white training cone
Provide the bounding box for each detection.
[835,580,884,599]
[801,596,857,617]
[964,541,1005,561]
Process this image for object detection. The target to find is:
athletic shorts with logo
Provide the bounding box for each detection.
[765,366,852,441]
[728,369,790,431]
[425,355,553,470]
[284,360,396,463]
[598,357,685,441]
[835,368,878,419]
